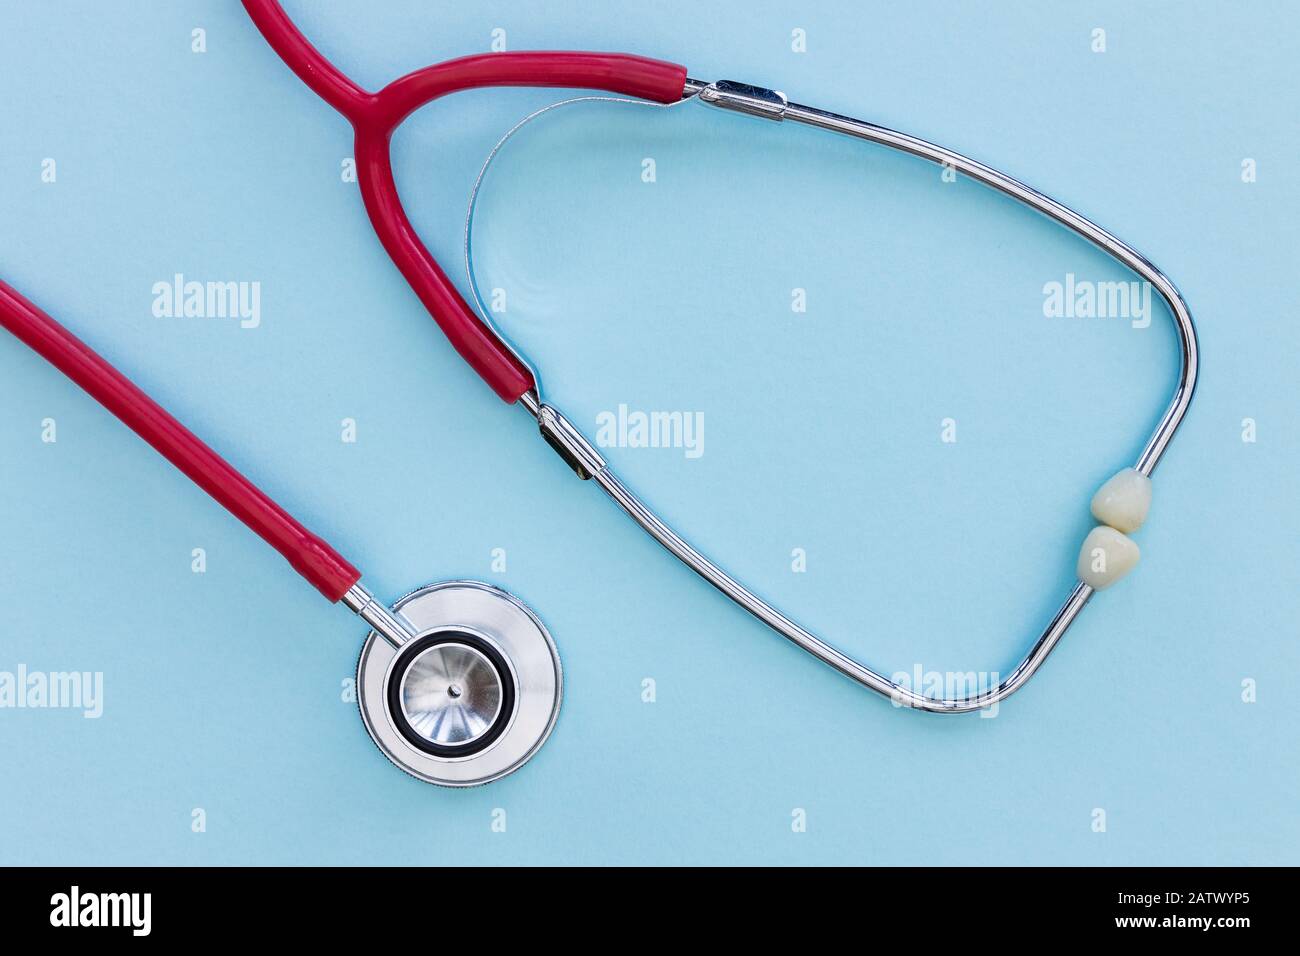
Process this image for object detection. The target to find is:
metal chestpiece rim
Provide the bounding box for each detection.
[357,581,562,787]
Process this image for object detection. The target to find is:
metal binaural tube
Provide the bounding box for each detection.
[515,80,1198,712]
[679,78,1198,476]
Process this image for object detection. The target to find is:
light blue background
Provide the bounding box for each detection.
[0,1,1295,865]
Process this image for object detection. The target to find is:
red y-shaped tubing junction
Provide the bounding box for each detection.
[241,0,688,401]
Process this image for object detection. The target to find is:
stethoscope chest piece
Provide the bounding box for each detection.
[357,581,562,787]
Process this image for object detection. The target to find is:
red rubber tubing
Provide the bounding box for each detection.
[0,280,362,602]
[241,0,688,402]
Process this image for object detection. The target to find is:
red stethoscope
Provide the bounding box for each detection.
[0,0,1198,785]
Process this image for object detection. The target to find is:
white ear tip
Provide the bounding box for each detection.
[1077,526,1140,589]
[1090,467,1152,533]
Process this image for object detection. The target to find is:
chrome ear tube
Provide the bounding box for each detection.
[495,79,1197,713]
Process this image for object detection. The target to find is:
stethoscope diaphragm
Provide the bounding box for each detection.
[356,581,562,787]
[392,636,512,756]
